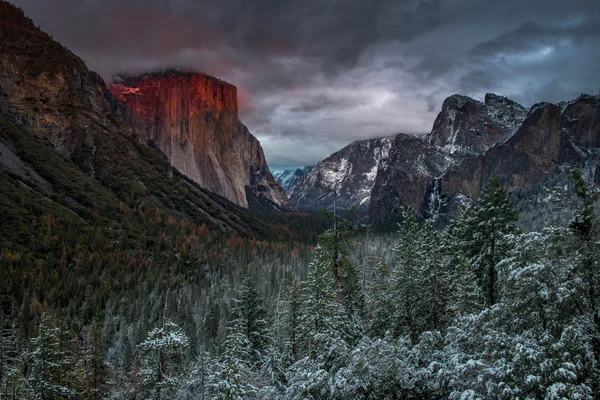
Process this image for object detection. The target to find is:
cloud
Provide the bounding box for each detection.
[11,0,600,168]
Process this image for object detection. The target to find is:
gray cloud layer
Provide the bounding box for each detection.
[12,0,600,168]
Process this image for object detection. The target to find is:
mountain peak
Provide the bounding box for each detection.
[427,92,527,156]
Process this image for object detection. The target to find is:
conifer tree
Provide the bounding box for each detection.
[447,256,484,318]
[232,278,270,367]
[80,319,108,399]
[568,168,600,366]
[298,245,338,359]
[278,279,301,364]
[448,176,518,306]
[392,208,422,341]
[417,222,450,331]
[28,313,77,399]
[215,317,250,400]
[367,261,395,338]
[184,346,214,400]
[137,321,189,399]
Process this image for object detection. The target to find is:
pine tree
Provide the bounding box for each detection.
[298,245,339,359]
[278,279,301,364]
[391,208,422,341]
[215,317,250,400]
[137,321,189,400]
[447,176,518,306]
[80,319,108,399]
[568,168,600,367]
[447,256,484,318]
[367,261,395,338]
[184,346,214,400]
[318,226,364,317]
[28,313,77,399]
[417,222,450,331]
[1,319,32,399]
[231,278,270,367]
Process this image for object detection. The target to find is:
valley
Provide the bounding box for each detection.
[0,1,599,399]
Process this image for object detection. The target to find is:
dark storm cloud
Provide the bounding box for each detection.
[11,0,600,168]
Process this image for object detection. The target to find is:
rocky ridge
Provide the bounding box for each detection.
[370,93,600,223]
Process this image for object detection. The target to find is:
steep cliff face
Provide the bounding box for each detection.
[286,90,597,224]
[369,134,455,222]
[426,93,527,156]
[109,71,291,210]
[289,137,392,210]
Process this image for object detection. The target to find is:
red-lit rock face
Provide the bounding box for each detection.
[109,70,291,209]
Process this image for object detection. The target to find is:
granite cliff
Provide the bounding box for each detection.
[426,93,527,156]
[109,71,291,210]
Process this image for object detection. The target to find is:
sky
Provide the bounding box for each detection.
[12,0,600,169]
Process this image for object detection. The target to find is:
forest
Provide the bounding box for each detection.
[1,167,599,399]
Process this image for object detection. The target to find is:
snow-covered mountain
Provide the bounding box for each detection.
[289,137,392,210]
[426,93,527,156]
[289,92,600,224]
[273,167,312,193]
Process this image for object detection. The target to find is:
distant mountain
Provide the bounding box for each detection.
[289,91,600,225]
[289,137,392,210]
[372,93,600,224]
[109,70,293,211]
[273,167,312,193]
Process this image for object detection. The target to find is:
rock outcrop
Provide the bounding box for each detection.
[109,71,291,210]
[438,100,591,201]
[287,88,599,225]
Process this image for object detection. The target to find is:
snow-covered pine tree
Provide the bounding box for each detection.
[232,278,270,367]
[417,222,450,331]
[214,316,251,400]
[297,245,337,360]
[28,313,77,399]
[392,208,422,342]
[447,256,484,319]
[568,168,600,371]
[1,317,32,399]
[277,279,301,364]
[447,175,518,306]
[137,321,189,399]
[367,261,395,338]
[182,346,215,400]
[318,225,364,318]
[80,319,109,399]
